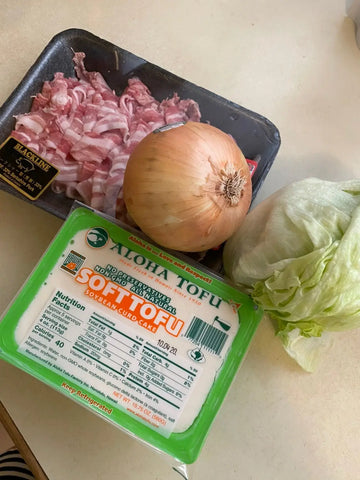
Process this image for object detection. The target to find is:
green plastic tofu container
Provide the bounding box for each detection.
[0,206,262,464]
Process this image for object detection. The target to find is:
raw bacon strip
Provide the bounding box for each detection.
[89,168,109,211]
[73,52,119,104]
[70,133,118,164]
[92,112,129,136]
[160,94,201,124]
[11,52,202,216]
[14,113,48,135]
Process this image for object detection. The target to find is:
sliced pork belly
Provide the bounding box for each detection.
[11,52,201,217]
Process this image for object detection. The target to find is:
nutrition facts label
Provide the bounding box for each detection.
[18,288,202,437]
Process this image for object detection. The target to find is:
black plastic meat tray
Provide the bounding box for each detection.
[0,28,280,221]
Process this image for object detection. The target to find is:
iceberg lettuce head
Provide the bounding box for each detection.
[223,178,360,371]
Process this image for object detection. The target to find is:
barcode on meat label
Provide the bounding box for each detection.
[184,317,229,356]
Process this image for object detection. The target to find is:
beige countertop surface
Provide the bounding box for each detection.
[1,1,360,479]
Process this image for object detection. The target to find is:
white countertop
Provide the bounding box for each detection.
[1,1,360,479]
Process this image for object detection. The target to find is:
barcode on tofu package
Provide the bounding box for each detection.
[0,207,262,464]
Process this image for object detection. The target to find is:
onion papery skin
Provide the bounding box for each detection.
[122,121,252,252]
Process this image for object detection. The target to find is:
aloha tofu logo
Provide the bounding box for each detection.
[86,227,109,248]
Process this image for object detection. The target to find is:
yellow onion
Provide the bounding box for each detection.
[122,121,252,252]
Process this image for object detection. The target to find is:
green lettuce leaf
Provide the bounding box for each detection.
[277,326,333,373]
[223,178,360,371]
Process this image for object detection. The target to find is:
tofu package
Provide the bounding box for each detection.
[0,206,262,464]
